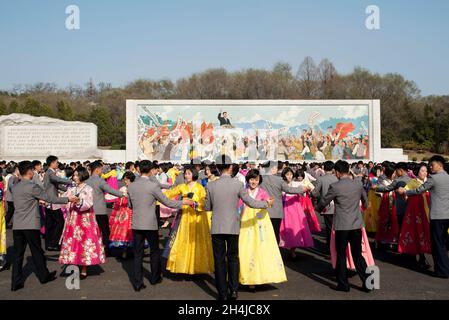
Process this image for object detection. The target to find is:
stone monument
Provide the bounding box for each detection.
[0,113,102,160]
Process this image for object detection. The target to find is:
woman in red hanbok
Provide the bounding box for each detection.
[59,167,105,279]
[398,164,431,269]
[109,171,136,259]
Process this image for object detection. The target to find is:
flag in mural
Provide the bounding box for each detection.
[135,104,369,162]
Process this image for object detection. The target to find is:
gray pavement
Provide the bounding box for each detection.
[1,216,448,300]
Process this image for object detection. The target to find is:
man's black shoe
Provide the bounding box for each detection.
[11,283,24,292]
[41,271,57,284]
[335,285,350,292]
[133,284,147,292]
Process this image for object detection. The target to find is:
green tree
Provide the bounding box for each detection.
[89,106,114,146]
[56,100,74,120]
[8,100,20,114]
[0,100,6,115]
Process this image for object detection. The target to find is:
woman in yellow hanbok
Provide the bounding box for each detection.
[239,169,287,289]
[0,179,8,271]
[363,166,383,233]
[163,167,214,275]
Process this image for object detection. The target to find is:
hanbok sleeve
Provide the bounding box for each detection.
[194,184,206,212]
[76,187,94,211]
[163,184,182,199]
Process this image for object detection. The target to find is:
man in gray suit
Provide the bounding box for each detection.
[127,160,193,292]
[311,161,338,255]
[11,161,77,291]
[259,161,307,244]
[205,156,274,300]
[399,155,449,278]
[86,161,125,256]
[31,160,43,188]
[43,155,74,251]
[319,160,371,292]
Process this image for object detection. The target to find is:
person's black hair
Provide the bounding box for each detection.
[294,169,305,180]
[110,163,117,170]
[18,161,33,176]
[395,162,408,171]
[139,160,153,174]
[206,164,220,177]
[215,155,232,171]
[277,161,285,171]
[245,169,262,184]
[32,160,42,168]
[58,162,65,171]
[159,163,170,173]
[46,155,58,166]
[6,164,18,175]
[323,161,334,172]
[64,167,74,179]
[412,163,428,178]
[231,164,240,178]
[125,161,134,170]
[89,161,103,173]
[384,164,395,179]
[69,162,76,167]
[184,166,199,181]
[75,166,90,182]
[334,160,350,174]
[281,167,294,181]
[429,155,446,166]
[122,171,136,183]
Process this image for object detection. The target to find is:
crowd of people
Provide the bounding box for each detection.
[0,155,448,299]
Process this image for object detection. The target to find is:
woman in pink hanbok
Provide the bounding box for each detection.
[59,167,105,279]
[295,170,321,233]
[280,167,314,259]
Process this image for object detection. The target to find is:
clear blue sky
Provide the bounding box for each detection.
[1,0,448,95]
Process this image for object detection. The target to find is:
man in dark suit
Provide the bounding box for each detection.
[319,160,371,292]
[43,155,74,251]
[11,161,77,291]
[205,155,274,300]
[218,110,232,127]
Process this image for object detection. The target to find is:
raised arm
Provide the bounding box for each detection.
[49,171,73,186]
[238,186,268,209]
[281,181,304,194]
[32,184,68,205]
[406,177,434,196]
[163,184,182,199]
[375,180,398,193]
[152,186,183,210]
[99,179,124,198]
